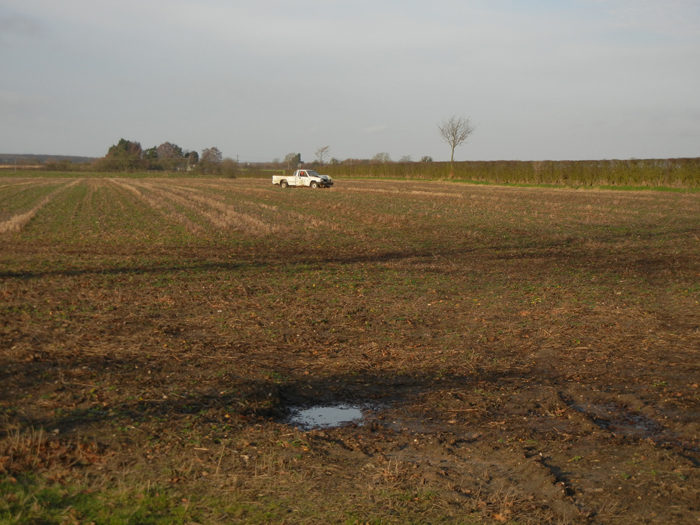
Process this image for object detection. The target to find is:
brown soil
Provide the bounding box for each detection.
[1,178,699,523]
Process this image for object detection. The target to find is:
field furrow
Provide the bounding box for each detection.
[0,179,69,220]
[133,181,280,235]
[111,179,206,234]
[0,179,81,233]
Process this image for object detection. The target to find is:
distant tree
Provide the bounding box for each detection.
[201,147,223,164]
[438,115,475,163]
[157,142,184,159]
[399,155,413,163]
[315,146,331,165]
[199,147,223,174]
[98,139,144,171]
[144,147,158,160]
[220,157,238,178]
[107,139,142,159]
[141,147,164,170]
[372,152,391,164]
[272,157,280,164]
[284,152,302,170]
[420,156,434,163]
[343,158,370,165]
[184,150,199,164]
[329,157,342,165]
[45,159,74,171]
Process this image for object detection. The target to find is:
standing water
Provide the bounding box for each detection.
[287,404,364,429]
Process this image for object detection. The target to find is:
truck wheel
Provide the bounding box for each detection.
[280,180,288,188]
[310,181,318,189]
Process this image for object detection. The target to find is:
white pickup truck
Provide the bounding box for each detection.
[272,170,334,189]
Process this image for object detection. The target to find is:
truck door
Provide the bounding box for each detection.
[298,171,308,187]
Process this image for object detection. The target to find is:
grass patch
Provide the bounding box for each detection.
[0,475,194,525]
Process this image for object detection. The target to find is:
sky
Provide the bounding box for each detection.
[1,0,699,162]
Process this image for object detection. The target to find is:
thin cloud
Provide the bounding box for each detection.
[363,125,390,135]
[588,0,700,36]
[0,14,46,38]
[0,91,48,115]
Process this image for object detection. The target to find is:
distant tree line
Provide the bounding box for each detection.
[81,139,238,177]
[0,154,97,166]
[245,154,700,188]
[318,158,700,188]
[262,151,434,172]
[5,141,699,187]
[6,139,236,177]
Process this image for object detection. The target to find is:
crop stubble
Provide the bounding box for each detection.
[1,177,699,524]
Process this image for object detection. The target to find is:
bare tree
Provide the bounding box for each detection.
[284,152,301,170]
[399,155,413,163]
[315,146,331,165]
[199,147,223,174]
[201,147,223,164]
[372,152,391,164]
[156,142,183,159]
[438,115,475,163]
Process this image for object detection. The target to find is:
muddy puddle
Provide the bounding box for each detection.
[283,401,453,436]
[286,404,366,429]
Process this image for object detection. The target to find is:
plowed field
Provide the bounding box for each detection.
[1,177,699,524]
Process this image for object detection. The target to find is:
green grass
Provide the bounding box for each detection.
[0,474,311,525]
[0,476,195,525]
[0,180,68,222]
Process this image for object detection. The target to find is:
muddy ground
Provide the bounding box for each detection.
[1,178,700,524]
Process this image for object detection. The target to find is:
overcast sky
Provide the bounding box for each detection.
[1,0,699,162]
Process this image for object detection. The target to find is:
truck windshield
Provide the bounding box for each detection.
[306,171,320,177]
